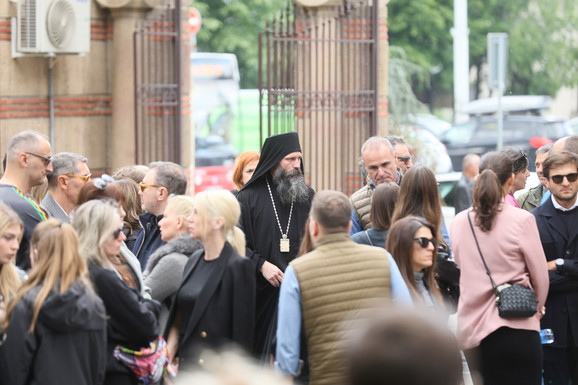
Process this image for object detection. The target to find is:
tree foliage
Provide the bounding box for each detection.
[388,0,578,99]
[190,0,286,88]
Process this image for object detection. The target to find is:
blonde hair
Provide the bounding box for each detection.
[167,195,195,231]
[3,219,95,333]
[72,199,121,268]
[0,202,24,302]
[193,190,245,256]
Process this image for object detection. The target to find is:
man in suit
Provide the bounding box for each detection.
[41,152,90,223]
[454,153,480,214]
[532,150,578,385]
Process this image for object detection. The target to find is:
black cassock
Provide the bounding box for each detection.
[237,173,314,358]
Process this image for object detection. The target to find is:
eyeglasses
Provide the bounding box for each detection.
[25,152,52,166]
[398,156,412,165]
[139,183,164,192]
[94,174,115,190]
[63,173,91,183]
[112,223,124,239]
[549,173,578,184]
[414,237,437,249]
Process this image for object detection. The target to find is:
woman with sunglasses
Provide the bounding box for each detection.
[0,219,107,385]
[165,190,255,380]
[450,151,548,385]
[501,148,530,208]
[76,176,145,294]
[386,216,444,311]
[73,200,160,385]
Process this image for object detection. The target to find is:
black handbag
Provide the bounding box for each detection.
[467,213,538,319]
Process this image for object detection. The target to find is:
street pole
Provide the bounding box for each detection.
[451,0,469,124]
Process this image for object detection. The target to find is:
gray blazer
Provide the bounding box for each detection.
[40,193,70,223]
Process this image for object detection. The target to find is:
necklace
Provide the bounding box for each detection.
[266,177,294,253]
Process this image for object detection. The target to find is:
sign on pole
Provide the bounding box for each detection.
[189,8,202,35]
[487,33,508,150]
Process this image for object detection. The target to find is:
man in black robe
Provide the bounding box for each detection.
[237,131,314,360]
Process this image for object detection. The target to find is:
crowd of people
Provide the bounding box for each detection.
[0,128,576,385]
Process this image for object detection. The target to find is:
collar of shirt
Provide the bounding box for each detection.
[551,194,578,212]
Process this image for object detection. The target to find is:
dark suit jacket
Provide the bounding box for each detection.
[532,198,578,347]
[454,174,474,215]
[164,242,256,364]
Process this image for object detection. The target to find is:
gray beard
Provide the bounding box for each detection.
[273,167,310,205]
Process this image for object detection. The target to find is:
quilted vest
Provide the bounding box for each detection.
[291,233,391,385]
[350,184,373,230]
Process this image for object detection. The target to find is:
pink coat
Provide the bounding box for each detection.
[450,202,549,350]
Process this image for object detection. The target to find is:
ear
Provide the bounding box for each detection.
[157,186,169,201]
[310,218,319,238]
[18,153,28,167]
[176,215,186,231]
[508,173,515,187]
[213,216,225,231]
[57,175,68,190]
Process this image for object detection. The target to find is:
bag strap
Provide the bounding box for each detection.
[467,211,498,292]
[364,230,374,246]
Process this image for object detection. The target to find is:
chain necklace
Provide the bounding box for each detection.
[266,176,294,253]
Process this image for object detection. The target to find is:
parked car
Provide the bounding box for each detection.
[441,115,573,171]
[414,113,452,138]
[410,127,453,173]
[195,135,237,167]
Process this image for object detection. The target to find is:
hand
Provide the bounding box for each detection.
[539,306,546,319]
[261,261,284,287]
[547,260,557,271]
[164,358,179,384]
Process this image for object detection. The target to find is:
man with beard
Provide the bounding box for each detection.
[532,150,578,385]
[236,131,314,361]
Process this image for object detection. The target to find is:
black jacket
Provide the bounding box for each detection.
[164,242,256,365]
[532,198,578,347]
[89,264,160,381]
[0,281,107,385]
[132,213,165,270]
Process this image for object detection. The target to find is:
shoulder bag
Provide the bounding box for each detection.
[467,212,538,319]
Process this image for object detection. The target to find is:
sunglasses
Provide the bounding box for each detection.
[112,223,124,239]
[94,174,115,190]
[414,237,437,249]
[139,183,164,192]
[549,173,578,184]
[64,173,91,183]
[25,152,52,166]
[398,156,412,164]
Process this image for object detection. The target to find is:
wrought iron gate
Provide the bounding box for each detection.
[134,0,183,164]
[259,0,378,194]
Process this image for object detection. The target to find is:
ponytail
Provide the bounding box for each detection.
[228,226,246,257]
[472,169,503,232]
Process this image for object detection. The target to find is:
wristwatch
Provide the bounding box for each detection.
[555,258,565,272]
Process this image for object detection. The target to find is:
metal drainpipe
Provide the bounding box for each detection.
[48,56,56,150]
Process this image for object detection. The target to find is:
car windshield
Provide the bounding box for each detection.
[443,120,477,145]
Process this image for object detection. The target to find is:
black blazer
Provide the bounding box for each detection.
[532,198,578,347]
[165,242,256,364]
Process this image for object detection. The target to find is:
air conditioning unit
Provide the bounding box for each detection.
[15,0,90,55]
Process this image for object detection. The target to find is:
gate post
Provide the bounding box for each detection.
[95,0,153,170]
[376,0,389,137]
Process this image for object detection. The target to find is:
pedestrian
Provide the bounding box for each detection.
[236,131,314,360]
[165,190,255,379]
[501,148,530,208]
[143,195,203,329]
[0,203,26,326]
[0,219,107,385]
[450,151,549,385]
[115,178,144,252]
[73,200,160,385]
[231,150,260,195]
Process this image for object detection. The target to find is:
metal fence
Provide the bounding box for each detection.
[259,0,378,194]
[134,0,183,164]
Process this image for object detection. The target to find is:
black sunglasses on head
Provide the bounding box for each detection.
[414,237,437,249]
[398,156,412,164]
[550,173,578,184]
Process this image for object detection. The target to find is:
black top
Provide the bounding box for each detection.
[0,281,107,385]
[177,257,223,329]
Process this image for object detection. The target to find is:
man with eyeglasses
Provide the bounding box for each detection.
[386,135,413,175]
[40,152,90,223]
[133,161,187,270]
[532,150,578,385]
[350,137,399,235]
[0,130,52,269]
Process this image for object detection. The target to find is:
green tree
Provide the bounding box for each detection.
[191,0,286,88]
